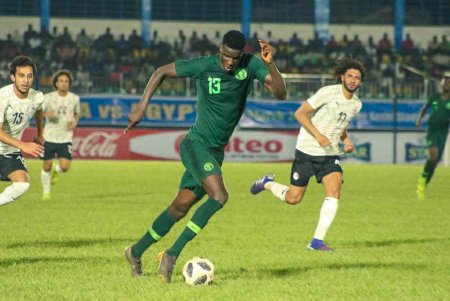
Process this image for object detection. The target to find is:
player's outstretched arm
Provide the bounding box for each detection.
[416,104,429,128]
[340,129,354,153]
[295,102,331,147]
[0,123,44,157]
[34,109,45,145]
[125,63,177,133]
[259,39,287,100]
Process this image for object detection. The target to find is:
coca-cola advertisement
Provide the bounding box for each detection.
[72,130,124,159]
[21,127,298,161]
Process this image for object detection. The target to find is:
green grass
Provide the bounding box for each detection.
[0,160,449,300]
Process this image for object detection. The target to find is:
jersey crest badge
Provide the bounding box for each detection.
[234,68,247,80]
[203,162,214,171]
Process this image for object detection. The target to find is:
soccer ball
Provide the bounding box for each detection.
[182,257,215,286]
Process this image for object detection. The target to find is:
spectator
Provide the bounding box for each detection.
[129,29,143,50]
[401,33,415,54]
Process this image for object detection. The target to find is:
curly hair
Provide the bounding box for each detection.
[52,70,73,89]
[333,57,366,83]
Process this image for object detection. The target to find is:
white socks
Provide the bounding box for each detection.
[41,170,51,193]
[313,197,339,240]
[55,164,63,173]
[266,182,289,202]
[0,182,30,206]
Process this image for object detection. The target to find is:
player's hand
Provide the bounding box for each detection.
[258,39,274,65]
[343,141,355,153]
[316,134,332,147]
[46,110,56,118]
[46,111,58,122]
[125,106,145,133]
[67,121,77,130]
[416,119,422,128]
[33,135,45,146]
[20,141,44,158]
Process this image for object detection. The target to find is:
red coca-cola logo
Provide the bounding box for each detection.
[73,132,120,158]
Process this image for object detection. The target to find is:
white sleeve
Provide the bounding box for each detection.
[36,92,45,110]
[42,94,50,112]
[74,96,80,115]
[0,97,8,123]
[306,87,328,110]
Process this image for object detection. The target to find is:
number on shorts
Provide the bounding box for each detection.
[16,155,27,168]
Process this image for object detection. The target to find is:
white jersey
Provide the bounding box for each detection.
[0,84,44,155]
[43,91,80,143]
[296,84,362,156]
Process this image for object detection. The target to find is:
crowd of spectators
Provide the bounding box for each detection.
[0,24,449,96]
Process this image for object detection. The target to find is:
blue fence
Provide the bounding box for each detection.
[77,96,426,130]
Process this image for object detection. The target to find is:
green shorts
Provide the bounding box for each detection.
[179,137,224,200]
[426,128,448,157]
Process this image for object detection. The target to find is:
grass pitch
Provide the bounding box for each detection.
[0,160,449,300]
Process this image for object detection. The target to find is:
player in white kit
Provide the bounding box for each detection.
[0,56,45,207]
[41,70,80,200]
[251,57,366,252]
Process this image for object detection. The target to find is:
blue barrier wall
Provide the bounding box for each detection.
[76,96,426,130]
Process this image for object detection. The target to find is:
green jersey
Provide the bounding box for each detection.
[175,53,269,148]
[426,94,450,130]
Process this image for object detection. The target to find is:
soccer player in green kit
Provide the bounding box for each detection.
[416,72,450,198]
[124,30,287,282]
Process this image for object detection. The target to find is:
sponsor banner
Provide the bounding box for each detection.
[23,128,131,159]
[67,96,428,130]
[340,131,435,164]
[130,130,298,162]
[22,128,447,163]
[239,100,301,129]
[77,96,197,127]
[21,128,297,162]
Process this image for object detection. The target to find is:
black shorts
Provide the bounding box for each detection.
[0,153,27,181]
[290,150,343,187]
[42,141,72,160]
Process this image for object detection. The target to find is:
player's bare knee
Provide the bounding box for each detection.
[210,192,228,205]
[285,194,302,205]
[168,204,189,220]
[284,189,304,205]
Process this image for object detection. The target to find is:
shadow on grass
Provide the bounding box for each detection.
[0,256,113,268]
[343,237,449,248]
[220,262,426,280]
[6,238,132,249]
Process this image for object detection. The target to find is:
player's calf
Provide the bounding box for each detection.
[0,182,30,206]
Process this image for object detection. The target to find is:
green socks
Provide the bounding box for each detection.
[167,198,223,257]
[422,159,438,184]
[131,209,176,258]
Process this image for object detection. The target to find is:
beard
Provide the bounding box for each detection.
[343,82,359,93]
[14,83,30,96]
